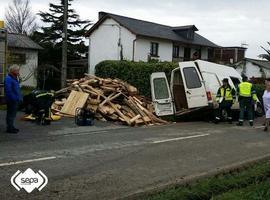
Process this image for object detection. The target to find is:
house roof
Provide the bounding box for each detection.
[7,33,43,50]
[86,12,220,48]
[245,58,270,70]
[173,25,198,31]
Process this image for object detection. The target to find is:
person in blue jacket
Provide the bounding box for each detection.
[4,65,22,133]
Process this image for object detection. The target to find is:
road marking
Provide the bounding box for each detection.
[0,156,57,167]
[64,130,109,137]
[253,126,265,129]
[152,134,210,144]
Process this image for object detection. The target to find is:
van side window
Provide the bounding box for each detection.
[183,67,202,89]
[230,77,240,88]
[202,72,220,93]
[153,78,169,99]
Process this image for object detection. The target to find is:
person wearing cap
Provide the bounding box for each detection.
[237,76,258,126]
[4,64,22,134]
[215,78,236,124]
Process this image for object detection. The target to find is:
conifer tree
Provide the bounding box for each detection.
[32,0,91,63]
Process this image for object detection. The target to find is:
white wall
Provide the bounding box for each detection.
[236,61,270,78]
[134,38,173,62]
[201,47,208,60]
[88,18,136,74]
[10,49,38,87]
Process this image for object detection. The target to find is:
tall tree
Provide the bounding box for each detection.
[259,42,270,61]
[5,0,37,35]
[33,0,91,62]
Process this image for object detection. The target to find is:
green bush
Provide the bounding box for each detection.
[95,60,178,97]
[254,84,264,101]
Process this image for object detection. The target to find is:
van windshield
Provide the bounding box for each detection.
[183,67,202,89]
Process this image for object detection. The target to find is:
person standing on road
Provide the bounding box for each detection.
[263,78,270,131]
[4,65,22,134]
[215,78,236,124]
[237,76,257,126]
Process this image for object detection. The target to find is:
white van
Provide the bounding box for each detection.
[150,60,262,117]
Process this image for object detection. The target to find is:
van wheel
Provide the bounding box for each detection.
[255,103,264,117]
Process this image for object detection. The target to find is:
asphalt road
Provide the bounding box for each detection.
[0,112,269,200]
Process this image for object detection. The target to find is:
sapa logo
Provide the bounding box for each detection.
[11,168,48,193]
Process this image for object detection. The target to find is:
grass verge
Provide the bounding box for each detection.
[146,160,270,200]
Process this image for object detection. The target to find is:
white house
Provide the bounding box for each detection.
[235,58,270,79]
[86,12,220,74]
[7,33,42,87]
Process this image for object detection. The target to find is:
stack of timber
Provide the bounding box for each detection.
[52,74,168,126]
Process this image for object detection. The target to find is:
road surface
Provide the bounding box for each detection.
[0,113,269,200]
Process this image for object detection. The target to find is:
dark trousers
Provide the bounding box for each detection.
[239,97,253,122]
[6,101,18,130]
[216,101,233,121]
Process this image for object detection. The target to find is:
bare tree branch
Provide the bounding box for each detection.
[4,0,37,35]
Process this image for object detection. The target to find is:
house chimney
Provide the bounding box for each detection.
[98,12,107,20]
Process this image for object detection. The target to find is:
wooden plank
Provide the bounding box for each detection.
[125,98,148,125]
[134,100,168,124]
[55,87,70,95]
[133,96,143,105]
[60,91,89,116]
[108,101,131,125]
[130,115,141,123]
[99,92,117,107]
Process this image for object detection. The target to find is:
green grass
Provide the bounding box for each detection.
[146,161,270,200]
[213,180,270,200]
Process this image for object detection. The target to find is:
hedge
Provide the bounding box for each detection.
[254,84,264,102]
[95,60,266,100]
[95,60,178,97]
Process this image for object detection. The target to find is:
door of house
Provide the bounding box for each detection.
[184,47,191,61]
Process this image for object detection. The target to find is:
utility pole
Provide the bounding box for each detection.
[61,0,68,88]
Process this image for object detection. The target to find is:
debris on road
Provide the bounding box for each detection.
[52,74,168,126]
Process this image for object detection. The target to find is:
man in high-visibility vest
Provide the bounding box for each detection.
[215,78,236,124]
[237,76,258,126]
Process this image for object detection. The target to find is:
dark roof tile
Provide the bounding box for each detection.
[7,33,43,50]
[87,12,219,48]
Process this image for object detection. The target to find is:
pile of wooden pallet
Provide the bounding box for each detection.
[51,74,168,126]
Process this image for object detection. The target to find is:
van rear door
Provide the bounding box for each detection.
[179,61,208,108]
[150,72,174,116]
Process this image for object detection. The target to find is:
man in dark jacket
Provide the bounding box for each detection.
[4,65,22,133]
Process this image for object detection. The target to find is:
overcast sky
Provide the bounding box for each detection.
[1,0,269,59]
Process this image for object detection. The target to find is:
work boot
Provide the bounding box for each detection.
[249,121,254,127]
[6,129,18,134]
[236,122,243,126]
[13,128,19,133]
[214,117,220,124]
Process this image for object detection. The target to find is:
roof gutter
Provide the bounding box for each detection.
[132,37,137,61]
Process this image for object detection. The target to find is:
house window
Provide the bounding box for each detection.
[150,42,159,57]
[8,52,26,64]
[184,47,191,61]
[173,45,180,58]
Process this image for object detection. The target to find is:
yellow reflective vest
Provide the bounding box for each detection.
[238,82,252,97]
[216,86,236,102]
